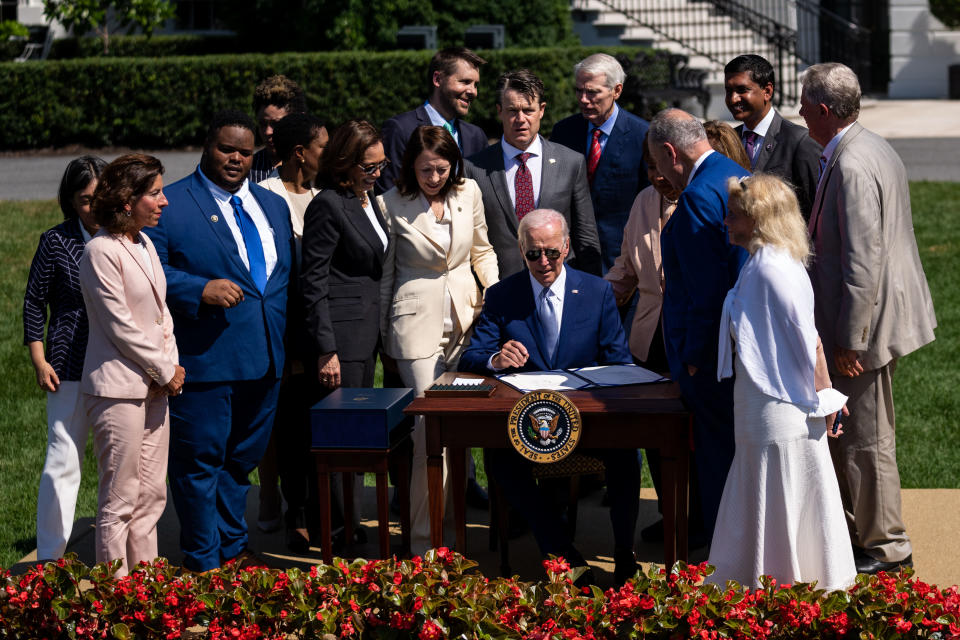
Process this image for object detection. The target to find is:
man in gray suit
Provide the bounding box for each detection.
[801,62,937,575]
[724,54,821,220]
[466,69,601,278]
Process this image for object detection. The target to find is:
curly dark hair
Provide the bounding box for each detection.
[252,74,307,115]
[396,126,464,200]
[91,154,164,234]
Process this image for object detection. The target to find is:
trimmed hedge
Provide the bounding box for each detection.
[0,46,666,149]
[47,34,246,60]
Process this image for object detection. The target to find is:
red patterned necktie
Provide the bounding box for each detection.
[514,152,534,220]
[587,128,603,183]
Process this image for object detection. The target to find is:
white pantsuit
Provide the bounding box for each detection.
[377,179,499,554]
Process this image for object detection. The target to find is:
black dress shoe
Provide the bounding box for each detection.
[856,553,913,575]
[640,519,664,543]
[465,478,489,509]
[614,547,639,586]
[286,526,311,554]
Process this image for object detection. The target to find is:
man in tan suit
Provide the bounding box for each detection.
[801,63,937,575]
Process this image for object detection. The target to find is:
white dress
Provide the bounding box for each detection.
[707,245,856,591]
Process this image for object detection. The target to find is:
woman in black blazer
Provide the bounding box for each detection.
[23,155,106,560]
[301,119,389,389]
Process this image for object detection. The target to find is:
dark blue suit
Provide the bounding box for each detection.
[460,267,638,558]
[660,151,749,540]
[549,107,650,273]
[145,169,294,571]
[377,104,488,193]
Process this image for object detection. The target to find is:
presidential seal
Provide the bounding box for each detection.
[507,390,582,463]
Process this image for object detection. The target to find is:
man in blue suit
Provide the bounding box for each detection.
[549,53,650,274]
[459,209,640,585]
[377,47,489,193]
[647,108,749,544]
[146,110,295,572]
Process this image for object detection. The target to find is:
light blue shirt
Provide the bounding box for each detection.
[585,102,620,155]
[424,100,460,147]
[197,166,278,278]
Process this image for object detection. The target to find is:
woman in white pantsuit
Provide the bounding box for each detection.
[24,156,107,560]
[80,154,184,576]
[377,126,499,554]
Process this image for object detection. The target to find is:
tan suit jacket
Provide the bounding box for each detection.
[377,178,499,360]
[80,231,179,398]
[604,186,675,361]
[807,122,936,372]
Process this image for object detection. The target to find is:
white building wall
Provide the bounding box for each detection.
[889,0,960,98]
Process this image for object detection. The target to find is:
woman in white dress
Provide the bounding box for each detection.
[707,173,856,591]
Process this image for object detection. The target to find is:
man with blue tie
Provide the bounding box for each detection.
[145,110,294,572]
[377,47,489,193]
[459,209,640,585]
[550,53,650,274]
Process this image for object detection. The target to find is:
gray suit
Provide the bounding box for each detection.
[736,111,821,220]
[808,121,936,563]
[465,137,602,279]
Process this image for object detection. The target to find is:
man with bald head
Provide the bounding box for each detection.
[647,108,749,543]
[460,209,639,585]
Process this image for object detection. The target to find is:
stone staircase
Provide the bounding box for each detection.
[571,0,803,119]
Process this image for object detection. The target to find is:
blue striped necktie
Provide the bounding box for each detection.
[229,195,267,292]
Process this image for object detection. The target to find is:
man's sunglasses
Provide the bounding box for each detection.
[524,247,564,261]
[356,159,390,176]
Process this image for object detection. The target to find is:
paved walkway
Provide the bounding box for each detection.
[13,487,960,590]
[1,99,958,202]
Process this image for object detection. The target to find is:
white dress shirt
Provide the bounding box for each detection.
[742,107,776,165]
[687,149,716,185]
[197,167,278,277]
[501,135,544,210]
[361,195,389,251]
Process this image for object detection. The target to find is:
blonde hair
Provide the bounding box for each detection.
[704,120,751,171]
[727,173,811,265]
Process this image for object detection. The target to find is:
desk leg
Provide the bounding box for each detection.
[343,471,355,550]
[315,460,333,565]
[397,440,412,556]
[376,468,389,559]
[451,446,467,552]
[659,450,678,569]
[677,416,691,562]
[426,416,444,550]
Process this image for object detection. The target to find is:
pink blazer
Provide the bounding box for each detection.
[604,185,676,362]
[79,231,178,399]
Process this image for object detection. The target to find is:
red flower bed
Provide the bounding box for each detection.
[1,549,958,639]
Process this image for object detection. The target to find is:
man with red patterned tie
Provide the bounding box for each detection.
[465,69,601,279]
[550,54,650,274]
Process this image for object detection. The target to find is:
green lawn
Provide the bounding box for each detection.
[1,185,957,568]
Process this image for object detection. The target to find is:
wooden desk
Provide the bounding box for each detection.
[405,372,693,567]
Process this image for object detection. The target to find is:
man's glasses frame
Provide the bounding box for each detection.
[524,246,565,262]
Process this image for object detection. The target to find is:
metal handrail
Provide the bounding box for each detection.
[578,0,873,106]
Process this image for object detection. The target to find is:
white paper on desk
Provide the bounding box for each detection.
[496,370,591,392]
[572,364,668,386]
[452,377,484,386]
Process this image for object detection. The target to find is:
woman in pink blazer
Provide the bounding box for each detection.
[80,155,185,576]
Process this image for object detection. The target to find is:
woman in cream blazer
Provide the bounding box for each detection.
[80,155,184,576]
[377,126,498,554]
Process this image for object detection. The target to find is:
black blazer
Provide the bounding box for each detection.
[23,218,88,381]
[301,187,389,362]
[736,112,822,220]
[377,104,489,193]
[465,138,602,279]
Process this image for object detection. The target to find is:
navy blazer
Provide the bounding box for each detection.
[735,112,822,220]
[660,152,749,380]
[550,107,651,272]
[459,266,630,373]
[377,104,489,193]
[23,218,89,381]
[300,187,388,362]
[145,169,294,383]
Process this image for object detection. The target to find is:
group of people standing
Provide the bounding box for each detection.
[24,46,935,590]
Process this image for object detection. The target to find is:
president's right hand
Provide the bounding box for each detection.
[202,279,244,308]
[492,340,529,370]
